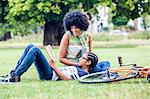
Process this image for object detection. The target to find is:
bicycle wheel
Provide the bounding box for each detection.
[147,71,150,83]
[79,70,138,84]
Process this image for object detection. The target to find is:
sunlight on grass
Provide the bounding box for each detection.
[0,47,150,98]
[0,34,150,98]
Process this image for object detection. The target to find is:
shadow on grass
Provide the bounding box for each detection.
[77,78,149,85]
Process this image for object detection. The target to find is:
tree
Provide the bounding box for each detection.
[5,0,149,43]
[100,0,150,27]
[0,0,38,41]
[6,0,100,45]
[142,13,150,39]
[0,0,11,41]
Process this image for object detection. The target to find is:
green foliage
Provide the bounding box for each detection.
[76,0,100,14]
[6,0,76,26]
[142,1,150,14]
[112,15,129,26]
[100,0,150,26]
[7,0,44,25]
[0,0,8,23]
[1,0,150,37]
[0,23,9,35]
[142,13,150,30]
[0,22,38,36]
[11,23,39,36]
[0,0,10,35]
[6,0,102,26]
[1,0,101,37]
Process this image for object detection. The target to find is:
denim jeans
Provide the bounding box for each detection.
[14,44,53,80]
[90,61,111,73]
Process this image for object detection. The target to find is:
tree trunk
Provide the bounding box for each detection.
[43,20,65,46]
[0,32,11,41]
[133,18,138,30]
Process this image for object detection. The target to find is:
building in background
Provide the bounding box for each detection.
[90,6,109,34]
[90,6,145,34]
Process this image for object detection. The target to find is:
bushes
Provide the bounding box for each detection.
[92,33,126,41]
[128,31,150,40]
[93,31,150,42]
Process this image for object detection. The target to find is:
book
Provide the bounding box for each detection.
[44,44,56,62]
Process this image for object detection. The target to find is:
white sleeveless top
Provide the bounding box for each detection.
[51,66,88,80]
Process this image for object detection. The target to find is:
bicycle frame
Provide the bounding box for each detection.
[107,66,150,78]
[79,57,150,83]
[117,56,150,78]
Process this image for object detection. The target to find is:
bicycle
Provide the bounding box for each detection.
[79,56,150,84]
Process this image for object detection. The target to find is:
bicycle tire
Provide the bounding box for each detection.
[147,71,150,83]
[79,71,138,84]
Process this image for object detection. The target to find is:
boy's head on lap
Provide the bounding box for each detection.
[79,52,98,72]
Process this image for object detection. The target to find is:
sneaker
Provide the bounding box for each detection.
[0,72,20,82]
[0,70,15,78]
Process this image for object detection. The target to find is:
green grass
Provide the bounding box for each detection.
[92,31,150,42]
[1,33,150,49]
[92,33,126,41]
[0,46,150,99]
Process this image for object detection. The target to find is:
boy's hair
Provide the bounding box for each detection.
[63,10,89,31]
[87,52,98,67]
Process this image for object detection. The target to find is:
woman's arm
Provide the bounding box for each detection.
[48,60,72,80]
[59,33,78,66]
[88,33,92,52]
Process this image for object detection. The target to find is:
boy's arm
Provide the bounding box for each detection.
[45,44,72,80]
[48,60,72,80]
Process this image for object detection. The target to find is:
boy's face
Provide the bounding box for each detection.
[71,26,82,37]
[78,53,90,67]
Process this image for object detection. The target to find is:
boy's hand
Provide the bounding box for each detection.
[48,59,55,67]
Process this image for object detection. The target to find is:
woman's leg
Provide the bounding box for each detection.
[15,46,53,80]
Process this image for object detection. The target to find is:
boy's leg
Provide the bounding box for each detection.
[15,46,53,80]
[14,44,35,71]
[0,44,35,78]
[34,50,53,80]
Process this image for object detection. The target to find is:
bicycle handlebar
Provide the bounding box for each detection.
[118,56,137,67]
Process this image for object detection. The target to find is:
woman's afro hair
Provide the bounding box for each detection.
[87,52,98,67]
[63,10,89,31]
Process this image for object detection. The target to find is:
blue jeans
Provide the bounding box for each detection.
[90,61,111,73]
[14,44,53,80]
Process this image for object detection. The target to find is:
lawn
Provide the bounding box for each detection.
[0,46,150,99]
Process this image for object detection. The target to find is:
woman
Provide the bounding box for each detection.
[0,44,98,82]
[59,10,92,66]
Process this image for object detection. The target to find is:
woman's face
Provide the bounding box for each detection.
[71,26,82,37]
